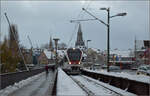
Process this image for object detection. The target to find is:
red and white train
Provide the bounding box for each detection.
[63,48,83,75]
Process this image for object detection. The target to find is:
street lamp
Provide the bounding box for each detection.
[86,40,91,66]
[110,13,127,18]
[99,7,127,72]
[53,38,60,69]
[87,40,91,49]
[100,8,127,18]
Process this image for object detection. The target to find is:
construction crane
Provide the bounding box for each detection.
[27,35,33,64]
[28,35,33,48]
[4,13,29,71]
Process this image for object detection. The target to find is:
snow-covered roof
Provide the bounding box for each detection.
[82,53,87,57]
[110,61,135,63]
[90,48,100,53]
[44,49,53,59]
[136,40,145,50]
[57,50,65,58]
[110,50,132,57]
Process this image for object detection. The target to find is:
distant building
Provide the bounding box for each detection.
[22,48,32,64]
[75,23,86,50]
[135,40,150,65]
[143,40,150,64]
[144,48,150,64]
[105,40,150,69]
[32,48,42,64]
[38,49,54,64]
[107,49,135,69]
[86,48,104,67]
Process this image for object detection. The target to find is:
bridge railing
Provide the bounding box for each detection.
[0,65,55,90]
[51,69,58,96]
[81,69,150,96]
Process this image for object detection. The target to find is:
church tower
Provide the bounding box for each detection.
[75,23,85,48]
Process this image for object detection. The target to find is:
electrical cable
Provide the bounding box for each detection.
[67,1,92,48]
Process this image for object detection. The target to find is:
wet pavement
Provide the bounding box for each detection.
[8,71,55,96]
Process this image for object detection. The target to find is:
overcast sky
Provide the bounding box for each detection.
[1,1,149,50]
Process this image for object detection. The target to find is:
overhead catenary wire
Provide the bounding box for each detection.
[67,1,92,48]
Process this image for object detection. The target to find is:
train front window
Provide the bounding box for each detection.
[68,53,81,61]
[67,49,82,61]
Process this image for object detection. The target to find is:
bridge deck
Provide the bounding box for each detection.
[8,71,54,96]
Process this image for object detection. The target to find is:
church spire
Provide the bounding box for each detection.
[75,23,85,47]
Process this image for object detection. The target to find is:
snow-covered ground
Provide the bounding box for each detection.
[120,69,137,75]
[80,75,137,96]
[0,71,54,96]
[57,68,86,96]
[94,69,137,75]
[72,75,121,96]
[84,69,150,84]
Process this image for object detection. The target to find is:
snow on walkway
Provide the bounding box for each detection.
[57,68,86,96]
[0,72,44,96]
[9,71,54,96]
[72,75,120,96]
[84,69,150,84]
[0,71,54,96]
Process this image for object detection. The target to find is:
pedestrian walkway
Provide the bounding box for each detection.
[57,68,86,96]
[8,71,55,96]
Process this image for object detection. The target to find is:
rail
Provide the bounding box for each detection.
[70,76,96,96]
[51,69,58,96]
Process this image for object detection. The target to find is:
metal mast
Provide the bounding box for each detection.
[27,35,33,64]
[4,13,29,71]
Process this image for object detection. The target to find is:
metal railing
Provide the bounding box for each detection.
[81,69,150,95]
[0,68,44,89]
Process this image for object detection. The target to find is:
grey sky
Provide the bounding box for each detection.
[1,1,149,50]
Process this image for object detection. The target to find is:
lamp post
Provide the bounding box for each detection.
[53,38,60,69]
[87,40,91,49]
[71,8,127,72]
[99,7,127,72]
[86,40,91,66]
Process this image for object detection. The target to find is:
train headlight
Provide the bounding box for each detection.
[79,62,80,64]
[69,62,71,64]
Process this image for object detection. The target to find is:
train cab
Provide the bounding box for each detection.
[64,48,83,75]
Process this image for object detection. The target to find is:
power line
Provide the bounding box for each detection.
[67,1,92,48]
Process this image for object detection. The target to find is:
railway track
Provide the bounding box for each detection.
[70,75,122,96]
[70,76,96,96]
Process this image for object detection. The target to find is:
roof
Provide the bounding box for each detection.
[57,50,65,58]
[110,61,135,63]
[82,53,87,57]
[110,50,132,57]
[136,40,145,50]
[44,49,53,59]
[90,48,101,54]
